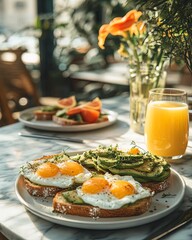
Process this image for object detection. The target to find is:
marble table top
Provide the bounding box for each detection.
[1,94,192,240]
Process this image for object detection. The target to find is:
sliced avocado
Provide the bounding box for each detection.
[132,176,151,183]
[95,164,107,173]
[83,158,96,168]
[73,114,83,122]
[98,157,118,167]
[62,190,85,205]
[150,169,171,182]
[73,154,93,164]
[87,147,121,158]
[151,157,168,166]
[82,156,106,173]
[133,169,170,182]
[109,165,164,179]
[56,109,68,117]
[97,162,109,170]
[133,160,154,172]
[92,151,116,158]
[97,157,144,168]
[69,146,170,183]
[41,105,59,112]
[83,151,96,159]
[118,154,143,162]
[114,160,144,169]
[70,154,81,161]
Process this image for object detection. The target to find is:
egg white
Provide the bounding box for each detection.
[21,158,92,188]
[76,173,152,210]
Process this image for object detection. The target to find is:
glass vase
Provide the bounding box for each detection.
[129,64,167,134]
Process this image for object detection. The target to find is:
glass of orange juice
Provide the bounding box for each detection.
[145,88,189,162]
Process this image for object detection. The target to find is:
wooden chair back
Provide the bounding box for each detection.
[0,48,40,126]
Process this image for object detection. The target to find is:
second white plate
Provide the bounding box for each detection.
[19,107,118,132]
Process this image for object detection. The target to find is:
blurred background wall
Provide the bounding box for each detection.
[0,0,36,31]
[0,0,191,126]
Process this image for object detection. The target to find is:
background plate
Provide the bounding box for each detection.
[15,168,185,230]
[19,107,118,132]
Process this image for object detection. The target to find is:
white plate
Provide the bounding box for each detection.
[15,168,185,230]
[19,107,118,132]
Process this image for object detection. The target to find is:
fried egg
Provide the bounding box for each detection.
[21,155,92,188]
[76,173,152,210]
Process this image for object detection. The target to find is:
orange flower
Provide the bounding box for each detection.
[98,24,109,50]
[128,21,146,36]
[109,10,142,34]
[98,10,142,49]
[117,43,129,57]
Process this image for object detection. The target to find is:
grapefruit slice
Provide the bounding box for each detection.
[66,106,83,116]
[81,108,100,123]
[57,96,77,109]
[83,97,102,111]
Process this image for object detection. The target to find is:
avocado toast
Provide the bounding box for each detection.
[71,145,171,193]
[53,172,153,218]
[19,144,170,219]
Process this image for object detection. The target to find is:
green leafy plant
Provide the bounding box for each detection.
[130,0,192,74]
[98,9,167,86]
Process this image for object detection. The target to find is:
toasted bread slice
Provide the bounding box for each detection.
[52,115,82,125]
[23,178,81,198]
[53,190,152,218]
[97,115,108,122]
[24,177,63,197]
[53,115,108,126]
[141,176,171,193]
[21,153,76,197]
[34,110,57,120]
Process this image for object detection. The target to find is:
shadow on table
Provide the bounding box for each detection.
[19,119,129,141]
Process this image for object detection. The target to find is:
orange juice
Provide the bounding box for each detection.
[145,101,189,157]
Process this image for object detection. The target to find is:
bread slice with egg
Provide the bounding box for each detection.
[52,115,82,125]
[52,114,108,126]
[23,177,63,197]
[20,153,92,197]
[53,189,152,218]
[72,145,171,194]
[53,173,153,218]
[34,106,62,121]
[141,177,171,193]
[34,110,57,120]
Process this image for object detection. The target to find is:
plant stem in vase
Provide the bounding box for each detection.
[129,64,166,134]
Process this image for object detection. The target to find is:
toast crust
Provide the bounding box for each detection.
[24,177,63,197]
[141,176,171,193]
[53,191,152,218]
[53,115,82,125]
[22,152,170,198]
[34,111,56,120]
[22,153,72,197]
[53,115,108,126]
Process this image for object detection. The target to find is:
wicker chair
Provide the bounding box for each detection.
[0,48,40,126]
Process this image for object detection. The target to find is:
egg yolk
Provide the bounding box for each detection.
[128,147,140,155]
[110,180,135,199]
[36,162,59,178]
[81,177,110,194]
[59,161,84,176]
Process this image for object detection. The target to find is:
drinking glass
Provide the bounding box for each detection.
[145,88,189,162]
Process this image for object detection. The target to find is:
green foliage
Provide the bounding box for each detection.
[70,0,131,63]
[128,0,192,73]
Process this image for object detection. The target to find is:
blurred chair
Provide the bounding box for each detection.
[0,232,8,240]
[0,48,41,126]
[0,78,15,125]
